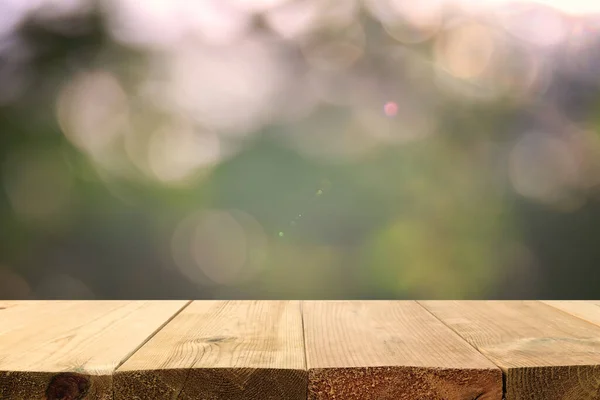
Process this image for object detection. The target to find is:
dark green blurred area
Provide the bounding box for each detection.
[1,0,600,299]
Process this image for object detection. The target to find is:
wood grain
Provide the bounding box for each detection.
[0,300,188,400]
[114,300,307,400]
[543,301,600,327]
[421,301,600,400]
[303,301,502,400]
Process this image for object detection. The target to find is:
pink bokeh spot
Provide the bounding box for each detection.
[384,101,398,117]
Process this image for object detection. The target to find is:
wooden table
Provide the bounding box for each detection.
[1,301,600,399]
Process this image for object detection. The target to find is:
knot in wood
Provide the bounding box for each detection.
[46,373,90,400]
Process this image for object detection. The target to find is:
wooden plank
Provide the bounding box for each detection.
[0,300,48,310]
[114,300,307,400]
[421,301,600,400]
[303,301,502,400]
[0,300,188,400]
[543,301,600,327]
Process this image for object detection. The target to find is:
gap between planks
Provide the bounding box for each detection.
[113,300,193,371]
[110,300,193,400]
[0,301,191,400]
[415,300,512,400]
[542,301,600,328]
[421,301,600,400]
[415,300,505,369]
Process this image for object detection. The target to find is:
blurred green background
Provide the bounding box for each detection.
[1,0,600,299]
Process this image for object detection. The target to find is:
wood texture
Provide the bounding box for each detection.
[543,301,600,327]
[3,300,600,399]
[0,300,188,400]
[114,300,307,400]
[303,301,502,400]
[421,301,600,400]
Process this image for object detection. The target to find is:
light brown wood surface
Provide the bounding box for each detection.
[543,301,600,327]
[3,300,600,399]
[0,300,188,400]
[421,301,600,400]
[303,301,502,400]
[114,300,307,400]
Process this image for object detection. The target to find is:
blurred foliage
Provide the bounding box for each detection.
[1,0,600,299]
